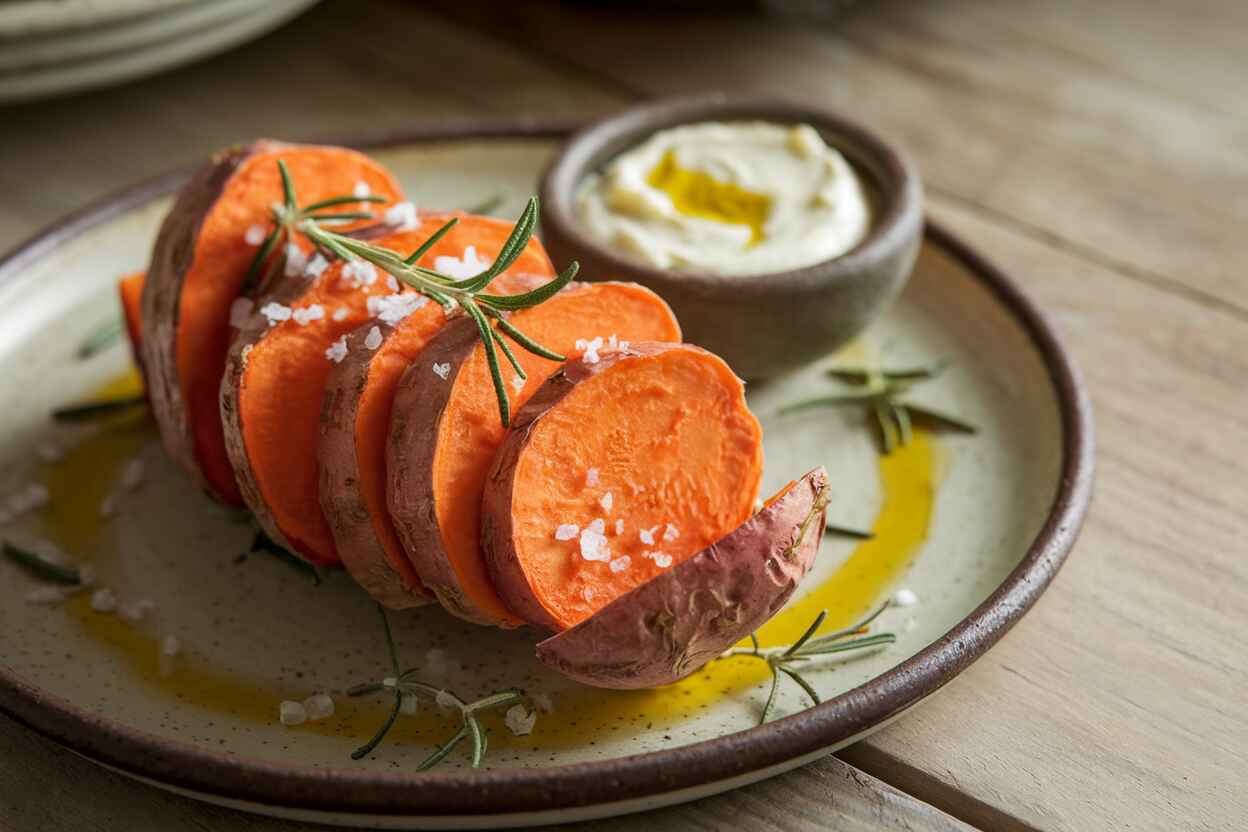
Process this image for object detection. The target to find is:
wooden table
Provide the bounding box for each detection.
[1,2,1243,829]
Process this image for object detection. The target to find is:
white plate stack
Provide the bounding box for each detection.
[0,0,320,104]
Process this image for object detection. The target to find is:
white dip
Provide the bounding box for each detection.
[575,121,872,276]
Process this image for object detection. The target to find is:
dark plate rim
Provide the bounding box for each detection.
[0,119,1095,818]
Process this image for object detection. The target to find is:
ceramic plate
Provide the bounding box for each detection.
[0,124,1093,829]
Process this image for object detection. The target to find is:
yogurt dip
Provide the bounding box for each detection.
[574,121,873,276]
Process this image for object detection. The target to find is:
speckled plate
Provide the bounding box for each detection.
[0,123,1093,829]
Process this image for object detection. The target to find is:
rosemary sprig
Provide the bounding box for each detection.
[52,394,146,423]
[299,194,578,428]
[780,360,976,454]
[76,320,124,360]
[464,193,504,216]
[3,540,82,585]
[725,603,895,724]
[248,530,320,586]
[349,604,527,768]
[825,523,874,540]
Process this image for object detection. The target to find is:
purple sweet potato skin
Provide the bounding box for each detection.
[536,467,829,689]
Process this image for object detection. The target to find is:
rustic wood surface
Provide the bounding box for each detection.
[1,1,1244,830]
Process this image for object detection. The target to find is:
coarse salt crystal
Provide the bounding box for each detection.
[585,468,599,487]
[25,586,65,605]
[892,588,919,607]
[618,340,630,351]
[303,254,330,279]
[37,443,64,464]
[588,518,605,535]
[90,587,117,613]
[511,374,525,393]
[609,555,631,573]
[663,523,680,542]
[260,302,292,325]
[343,259,378,287]
[432,362,450,380]
[400,693,419,715]
[433,245,489,279]
[607,334,618,349]
[384,200,418,230]
[386,274,399,292]
[303,692,335,721]
[435,690,458,709]
[504,704,537,736]
[121,458,144,491]
[578,526,610,562]
[244,224,267,246]
[292,304,326,326]
[576,336,604,365]
[284,243,308,277]
[353,180,371,198]
[640,526,658,546]
[644,551,673,568]
[229,297,254,328]
[614,519,624,535]
[363,326,383,351]
[554,523,579,541]
[370,292,427,325]
[332,307,349,321]
[325,335,349,364]
[119,599,155,622]
[279,700,307,726]
[599,492,613,512]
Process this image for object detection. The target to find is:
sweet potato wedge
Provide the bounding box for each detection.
[535,467,828,689]
[388,283,682,627]
[319,220,556,604]
[118,271,145,372]
[142,141,404,505]
[481,342,765,632]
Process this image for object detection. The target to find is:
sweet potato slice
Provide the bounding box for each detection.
[319,221,556,605]
[481,342,765,632]
[142,141,403,504]
[535,467,828,689]
[118,271,145,372]
[388,283,682,627]
[223,217,547,568]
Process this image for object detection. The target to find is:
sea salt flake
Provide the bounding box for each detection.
[283,243,308,277]
[588,518,605,535]
[25,586,66,605]
[279,700,307,726]
[640,526,658,546]
[121,458,144,491]
[505,704,537,736]
[433,245,490,279]
[432,362,450,380]
[353,180,371,199]
[325,335,349,364]
[554,523,579,541]
[260,302,292,325]
[303,692,335,721]
[400,693,419,715]
[343,259,378,287]
[371,292,426,325]
[363,326,383,351]
[577,336,604,365]
[585,468,599,487]
[644,551,673,568]
[893,588,919,607]
[609,555,631,573]
[599,492,614,512]
[292,304,326,326]
[90,587,117,613]
[332,307,349,321]
[303,254,330,279]
[244,224,267,246]
[663,523,680,542]
[229,297,254,328]
[435,690,459,709]
[578,527,610,562]
[618,340,630,351]
[384,200,418,230]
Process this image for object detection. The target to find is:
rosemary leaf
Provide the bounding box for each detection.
[240,225,282,295]
[351,693,402,760]
[3,541,81,585]
[759,669,780,725]
[466,302,511,427]
[403,217,459,265]
[796,632,897,657]
[776,664,821,707]
[782,610,828,658]
[52,394,146,423]
[476,260,578,311]
[306,211,376,223]
[76,320,123,360]
[466,715,486,768]
[416,725,469,772]
[302,194,388,212]
[277,159,298,210]
[489,325,527,379]
[485,310,566,361]
[892,401,913,446]
[464,193,504,216]
[903,403,978,434]
[825,523,874,540]
[377,603,401,677]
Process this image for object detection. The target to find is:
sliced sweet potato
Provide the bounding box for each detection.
[319,221,556,605]
[118,271,145,373]
[142,141,404,505]
[535,467,828,689]
[388,283,682,627]
[481,342,765,632]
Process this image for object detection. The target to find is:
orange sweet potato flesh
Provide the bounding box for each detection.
[224,217,548,568]
[481,342,765,632]
[319,220,555,603]
[388,283,682,627]
[118,271,145,372]
[143,141,403,505]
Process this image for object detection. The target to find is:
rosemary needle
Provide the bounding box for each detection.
[52,394,146,423]
[3,541,82,585]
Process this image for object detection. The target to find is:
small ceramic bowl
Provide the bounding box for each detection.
[539,95,924,379]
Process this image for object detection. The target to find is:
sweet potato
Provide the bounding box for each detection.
[388,283,682,627]
[142,141,404,505]
[481,342,765,632]
[535,467,828,689]
[319,220,556,605]
[118,271,145,372]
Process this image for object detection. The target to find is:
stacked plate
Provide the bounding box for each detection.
[0,0,320,104]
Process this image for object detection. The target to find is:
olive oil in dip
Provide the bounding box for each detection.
[36,372,937,759]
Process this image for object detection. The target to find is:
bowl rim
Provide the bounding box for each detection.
[0,118,1094,820]
[539,94,924,295]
